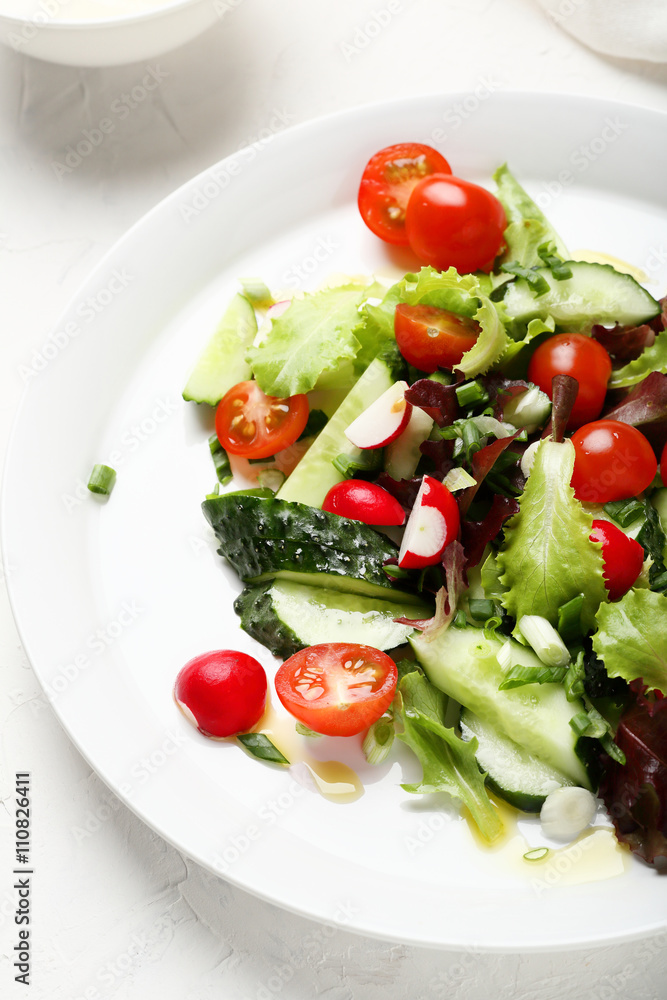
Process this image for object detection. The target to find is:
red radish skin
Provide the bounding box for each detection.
[322,480,406,525]
[174,650,267,738]
[344,381,412,449]
[398,476,460,569]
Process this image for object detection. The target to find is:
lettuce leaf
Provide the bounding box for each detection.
[247,284,367,395]
[607,328,667,390]
[493,164,569,268]
[457,294,509,378]
[396,671,503,843]
[592,589,667,693]
[497,438,607,629]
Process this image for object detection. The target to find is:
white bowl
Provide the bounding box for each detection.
[0,0,220,67]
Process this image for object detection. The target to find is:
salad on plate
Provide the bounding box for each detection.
[174,142,667,868]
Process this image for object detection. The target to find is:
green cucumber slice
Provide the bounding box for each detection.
[183,293,257,405]
[410,624,592,787]
[460,708,573,813]
[276,353,399,507]
[235,579,431,658]
[502,261,660,328]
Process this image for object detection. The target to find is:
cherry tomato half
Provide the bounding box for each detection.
[174,650,267,738]
[275,643,398,737]
[527,334,612,430]
[358,143,452,246]
[590,519,644,602]
[322,479,406,525]
[394,303,480,372]
[216,380,309,460]
[405,174,507,274]
[571,420,657,503]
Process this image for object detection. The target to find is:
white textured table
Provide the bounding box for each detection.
[1,2,667,997]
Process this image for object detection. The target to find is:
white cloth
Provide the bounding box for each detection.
[538,0,667,62]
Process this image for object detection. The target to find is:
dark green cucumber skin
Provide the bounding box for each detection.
[203,493,418,600]
[234,583,302,659]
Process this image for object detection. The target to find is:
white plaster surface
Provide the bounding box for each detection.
[1,1,667,996]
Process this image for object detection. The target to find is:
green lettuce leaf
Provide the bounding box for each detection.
[608,329,667,390]
[592,589,667,693]
[497,438,607,629]
[493,164,569,267]
[457,294,509,378]
[247,284,367,396]
[396,671,502,843]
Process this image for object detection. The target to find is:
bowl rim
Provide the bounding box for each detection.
[0,0,209,30]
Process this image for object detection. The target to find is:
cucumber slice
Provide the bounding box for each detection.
[235,579,431,658]
[276,353,399,507]
[502,261,660,328]
[183,293,257,405]
[203,492,425,605]
[384,405,434,481]
[410,624,592,787]
[460,708,573,813]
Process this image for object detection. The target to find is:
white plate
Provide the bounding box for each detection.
[4,93,667,951]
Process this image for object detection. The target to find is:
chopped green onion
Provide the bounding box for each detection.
[537,243,572,281]
[237,733,289,764]
[499,663,567,690]
[496,639,512,671]
[332,450,382,477]
[239,278,274,307]
[461,420,482,458]
[442,467,476,492]
[87,464,116,496]
[298,409,328,440]
[564,650,586,702]
[557,594,584,645]
[455,381,489,408]
[295,722,322,738]
[383,564,410,580]
[427,371,453,387]
[603,498,645,528]
[362,715,395,765]
[500,262,550,296]
[569,711,594,738]
[650,569,667,592]
[469,598,495,622]
[518,614,570,668]
[523,847,550,862]
[206,483,221,499]
[452,609,468,628]
[208,433,233,485]
[600,732,626,765]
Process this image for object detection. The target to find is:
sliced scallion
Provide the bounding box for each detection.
[564,650,586,702]
[295,722,322,738]
[518,614,570,668]
[500,261,550,296]
[496,639,512,671]
[239,278,274,308]
[332,450,382,477]
[537,243,572,281]
[237,733,289,764]
[469,598,495,622]
[557,594,584,645]
[523,847,550,863]
[452,609,468,629]
[455,380,489,408]
[87,464,116,496]
[362,715,395,765]
[498,663,567,690]
[603,498,645,528]
[208,433,233,485]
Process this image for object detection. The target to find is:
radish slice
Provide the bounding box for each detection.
[384,405,434,480]
[267,299,291,320]
[344,380,411,450]
[398,476,460,569]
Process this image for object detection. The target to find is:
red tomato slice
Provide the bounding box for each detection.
[322,479,406,525]
[394,304,480,372]
[590,520,644,602]
[358,143,452,246]
[275,643,398,737]
[216,380,309,460]
[405,174,506,273]
[571,420,657,503]
[527,334,612,429]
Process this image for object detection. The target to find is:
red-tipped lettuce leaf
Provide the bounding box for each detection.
[462,494,520,567]
[599,695,667,866]
[592,323,656,362]
[405,379,458,428]
[479,375,534,420]
[603,371,667,454]
[395,540,467,639]
[457,432,521,516]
